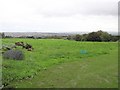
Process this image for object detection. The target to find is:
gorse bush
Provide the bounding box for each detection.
[3,50,24,60]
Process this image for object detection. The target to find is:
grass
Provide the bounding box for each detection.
[1,38,118,88]
[11,50,118,88]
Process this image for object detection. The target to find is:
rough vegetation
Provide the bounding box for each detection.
[1,41,33,54]
[3,50,24,60]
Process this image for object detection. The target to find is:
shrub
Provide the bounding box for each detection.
[3,50,24,60]
[74,34,82,41]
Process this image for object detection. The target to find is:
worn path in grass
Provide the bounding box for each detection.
[10,50,118,88]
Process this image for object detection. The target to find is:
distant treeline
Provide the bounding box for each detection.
[67,30,119,42]
[0,30,119,42]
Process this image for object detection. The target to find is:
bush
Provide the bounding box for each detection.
[74,34,82,41]
[3,50,24,60]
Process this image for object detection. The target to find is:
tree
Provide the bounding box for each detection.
[100,32,111,41]
[82,34,88,41]
[67,35,72,40]
[74,34,82,41]
[96,30,111,41]
[0,33,1,38]
[66,30,119,42]
[67,35,75,40]
[86,32,102,41]
[111,36,119,41]
[2,32,5,38]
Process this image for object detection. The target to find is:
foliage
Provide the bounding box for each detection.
[111,36,119,41]
[67,30,117,42]
[82,34,88,41]
[2,33,5,38]
[86,32,102,41]
[3,50,24,60]
[0,32,5,38]
[74,34,82,41]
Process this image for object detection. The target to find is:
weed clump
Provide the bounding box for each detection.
[3,50,24,60]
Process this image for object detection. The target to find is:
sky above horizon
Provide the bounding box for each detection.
[0,0,118,32]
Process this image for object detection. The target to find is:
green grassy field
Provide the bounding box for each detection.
[1,38,118,88]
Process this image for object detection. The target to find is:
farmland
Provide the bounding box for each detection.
[1,38,118,88]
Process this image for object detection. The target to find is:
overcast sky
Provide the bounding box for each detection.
[0,0,118,32]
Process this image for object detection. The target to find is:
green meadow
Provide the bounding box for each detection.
[1,38,118,88]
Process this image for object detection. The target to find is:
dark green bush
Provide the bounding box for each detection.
[3,50,24,60]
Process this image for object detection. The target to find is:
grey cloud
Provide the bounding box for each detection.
[37,1,117,17]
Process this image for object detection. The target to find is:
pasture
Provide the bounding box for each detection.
[1,38,118,88]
